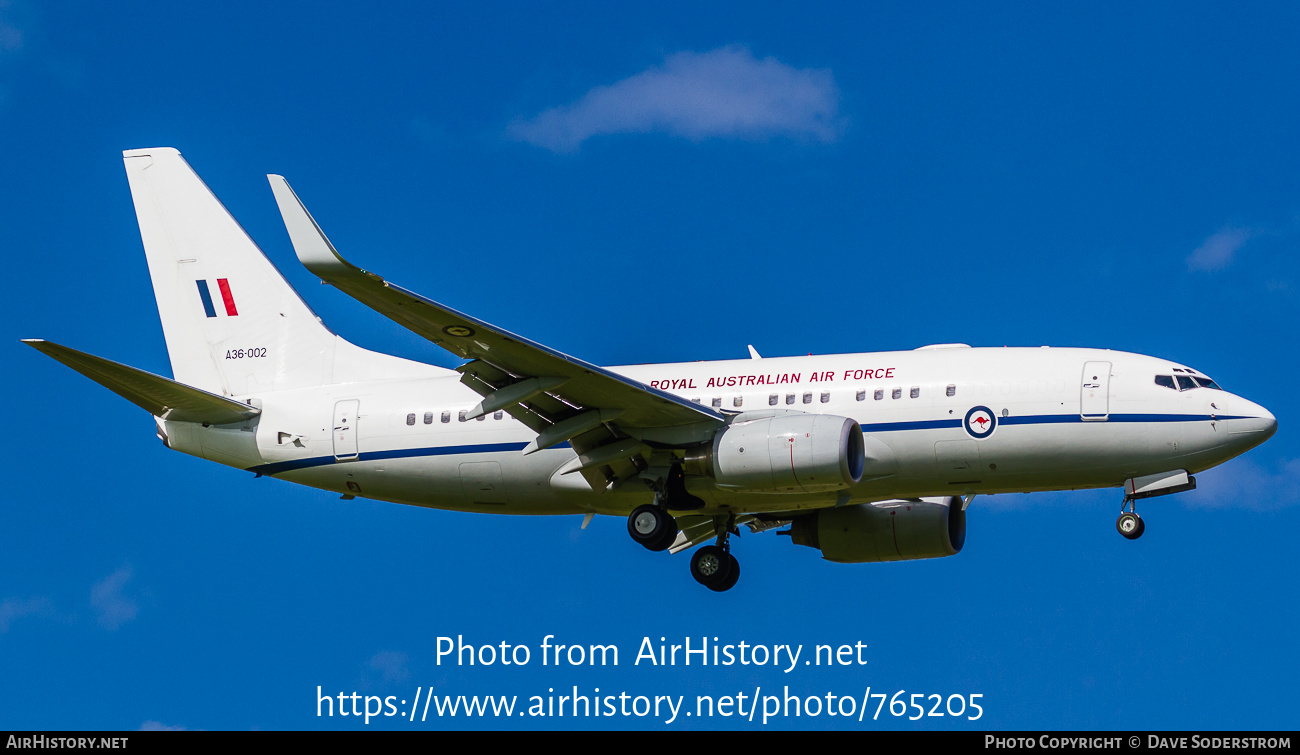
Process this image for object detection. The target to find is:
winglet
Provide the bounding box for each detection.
[747,344,761,359]
[267,174,364,281]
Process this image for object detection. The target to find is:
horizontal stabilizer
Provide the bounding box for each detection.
[22,339,260,425]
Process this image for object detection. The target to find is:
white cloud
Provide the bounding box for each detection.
[1187,226,1252,272]
[138,721,186,731]
[0,596,51,633]
[0,0,25,108]
[90,565,138,630]
[0,1,25,55]
[368,650,410,684]
[1183,456,1300,510]
[509,46,842,152]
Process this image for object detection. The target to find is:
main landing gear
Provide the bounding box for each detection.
[624,504,741,591]
[626,463,701,552]
[627,503,678,552]
[1116,498,1145,540]
[624,467,742,591]
[689,514,740,592]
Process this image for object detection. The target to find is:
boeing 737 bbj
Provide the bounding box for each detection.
[24,148,1278,592]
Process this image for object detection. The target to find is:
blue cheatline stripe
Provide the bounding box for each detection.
[999,413,1251,427]
[860,413,1232,434]
[195,280,216,318]
[862,412,1250,434]
[250,440,557,476]
[861,419,962,432]
[1001,414,1078,426]
[246,414,1256,476]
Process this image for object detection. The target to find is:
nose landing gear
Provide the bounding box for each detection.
[1113,471,1199,540]
[1116,498,1145,540]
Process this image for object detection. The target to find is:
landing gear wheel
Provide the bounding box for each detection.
[650,518,680,551]
[691,545,736,591]
[628,504,677,551]
[715,554,741,592]
[1116,512,1144,540]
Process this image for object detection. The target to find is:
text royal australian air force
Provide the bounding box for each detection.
[649,367,897,392]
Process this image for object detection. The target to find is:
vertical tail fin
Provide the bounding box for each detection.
[123,148,447,395]
[124,147,335,395]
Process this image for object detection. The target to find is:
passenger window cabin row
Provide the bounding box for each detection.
[405,410,507,425]
[709,384,958,407]
[405,384,962,426]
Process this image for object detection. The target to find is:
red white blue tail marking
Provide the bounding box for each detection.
[196,279,238,318]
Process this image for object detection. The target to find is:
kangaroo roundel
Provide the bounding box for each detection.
[964,406,997,439]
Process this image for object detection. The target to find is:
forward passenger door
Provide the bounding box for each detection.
[1080,362,1111,421]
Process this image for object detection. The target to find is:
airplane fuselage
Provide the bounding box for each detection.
[165,345,1275,517]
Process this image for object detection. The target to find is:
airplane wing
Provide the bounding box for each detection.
[22,339,260,425]
[267,176,725,489]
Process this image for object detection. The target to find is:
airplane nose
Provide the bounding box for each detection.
[1259,406,1278,441]
[1230,397,1277,445]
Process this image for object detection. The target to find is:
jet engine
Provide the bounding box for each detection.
[685,413,865,493]
[788,497,966,563]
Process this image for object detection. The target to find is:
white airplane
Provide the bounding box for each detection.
[25,148,1277,592]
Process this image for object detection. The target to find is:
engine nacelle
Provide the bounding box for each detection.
[688,412,865,493]
[788,497,966,563]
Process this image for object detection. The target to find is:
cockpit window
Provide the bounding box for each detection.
[1159,372,1223,391]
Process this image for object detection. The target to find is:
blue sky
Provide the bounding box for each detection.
[2,1,1298,730]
